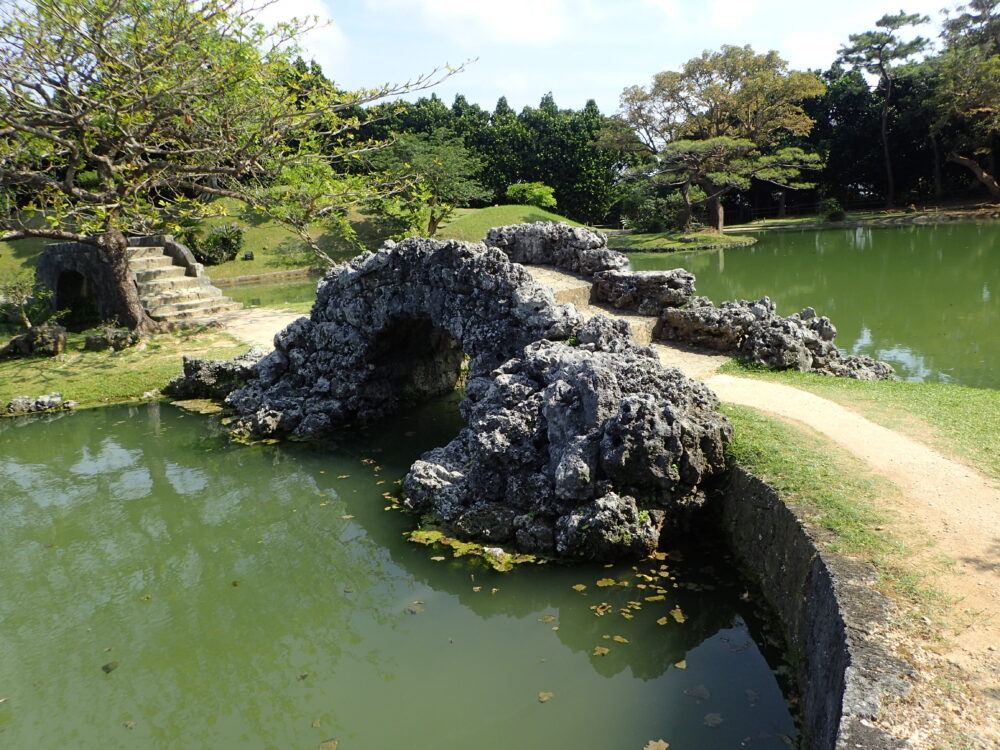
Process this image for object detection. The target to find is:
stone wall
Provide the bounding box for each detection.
[718,469,912,749]
[34,241,122,323]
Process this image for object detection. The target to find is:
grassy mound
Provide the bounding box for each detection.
[608,229,756,252]
[436,205,582,243]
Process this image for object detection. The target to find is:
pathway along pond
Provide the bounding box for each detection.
[631,221,999,389]
[0,401,797,749]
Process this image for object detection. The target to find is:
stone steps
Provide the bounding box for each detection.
[127,243,241,324]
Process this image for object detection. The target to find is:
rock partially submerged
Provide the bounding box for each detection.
[4,392,77,415]
[484,222,627,278]
[164,346,267,401]
[217,237,731,559]
[660,297,894,380]
[404,316,732,561]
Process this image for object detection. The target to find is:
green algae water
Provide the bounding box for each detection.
[630,221,999,389]
[0,402,797,748]
[226,277,319,310]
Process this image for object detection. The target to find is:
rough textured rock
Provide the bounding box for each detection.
[0,323,67,359]
[83,327,140,352]
[227,238,583,439]
[484,222,628,278]
[220,237,732,559]
[164,347,267,401]
[592,268,695,315]
[660,296,894,380]
[4,392,77,414]
[403,315,733,561]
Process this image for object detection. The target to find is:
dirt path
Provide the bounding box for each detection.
[212,307,303,350]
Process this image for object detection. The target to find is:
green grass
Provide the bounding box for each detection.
[0,328,246,408]
[723,403,939,605]
[436,204,582,243]
[720,361,1000,482]
[608,229,756,251]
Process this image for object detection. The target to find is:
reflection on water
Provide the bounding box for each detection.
[0,403,798,748]
[631,221,999,388]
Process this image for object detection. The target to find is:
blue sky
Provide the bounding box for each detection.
[260,0,950,115]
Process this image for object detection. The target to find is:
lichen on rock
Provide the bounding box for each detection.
[484,221,627,278]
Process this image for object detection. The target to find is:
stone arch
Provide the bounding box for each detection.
[55,270,100,329]
[35,242,121,326]
[227,238,583,438]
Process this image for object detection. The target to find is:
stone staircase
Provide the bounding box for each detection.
[128,244,241,324]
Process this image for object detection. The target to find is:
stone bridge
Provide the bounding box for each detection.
[224,229,733,560]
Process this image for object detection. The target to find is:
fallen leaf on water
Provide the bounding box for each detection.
[312,719,321,728]
[430,555,446,562]
[538,615,556,623]
[0,697,9,704]
[596,578,616,587]
[472,586,482,592]
[656,616,669,626]
[644,595,665,602]
[319,740,339,750]
[340,514,354,520]
[491,588,500,595]
[102,661,119,674]
[593,646,610,656]
[704,713,723,727]
[298,673,309,680]
[538,691,554,703]
[620,611,634,620]
[336,475,350,479]
[376,480,385,485]
[644,741,669,750]
[674,660,687,669]
[612,635,629,644]
[140,594,152,601]
[571,584,587,592]
[123,720,136,730]
[670,606,686,624]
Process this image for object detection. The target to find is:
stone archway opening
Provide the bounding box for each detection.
[55,270,100,330]
[366,317,466,410]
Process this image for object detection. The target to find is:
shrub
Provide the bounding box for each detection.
[0,269,60,331]
[194,223,244,265]
[506,182,557,209]
[818,198,846,222]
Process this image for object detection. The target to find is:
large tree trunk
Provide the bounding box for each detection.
[708,195,724,232]
[946,152,1000,201]
[678,181,693,230]
[100,228,162,335]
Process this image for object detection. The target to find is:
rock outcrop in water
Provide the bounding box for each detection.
[164,346,267,401]
[484,222,627,277]
[592,268,696,316]
[219,237,731,559]
[659,296,894,380]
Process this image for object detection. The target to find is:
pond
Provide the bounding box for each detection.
[0,402,798,749]
[630,221,999,389]
[225,276,319,312]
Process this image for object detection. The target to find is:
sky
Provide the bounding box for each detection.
[258,0,952,115]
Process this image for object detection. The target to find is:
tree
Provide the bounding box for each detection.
[370,129,489,237]
[931,0,1000,199]
[506,182,557,209]
[838,11,931,208]
[0,0,456,331]
[619,45,825,230]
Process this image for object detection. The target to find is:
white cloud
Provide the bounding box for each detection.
[255,0,350,75]
[643,0,681,21]
[363,0,576,46]
[781,30,843,71]
[708,0,759,29]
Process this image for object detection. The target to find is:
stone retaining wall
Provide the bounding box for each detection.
[718,468,912,750]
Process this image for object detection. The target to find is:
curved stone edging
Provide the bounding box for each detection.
[718,468,913,750]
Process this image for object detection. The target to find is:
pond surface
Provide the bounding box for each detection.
[0,402,797,749]
[225,277,319,311]
[630,221,999,389]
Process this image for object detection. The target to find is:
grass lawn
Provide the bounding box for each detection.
[608,229,756,251]
[0,328,246,408]
[720,361,1000,482]
[436,204,582,243]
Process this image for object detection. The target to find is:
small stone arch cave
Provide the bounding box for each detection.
[55,270,101,331]
[365,316,467,411]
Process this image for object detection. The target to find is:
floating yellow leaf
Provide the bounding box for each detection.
[592,646,610,656]
[538,615,556,623]
[590,602,612,616]
[538,691,554,703]
[430,555,446,562]
[612,635,629,644]
[596,578,616,587]
[674,660,687,669]
[620,611,634,620]
[571,584,587,592]
[336,475,350,479]
[656,616,669,626]
[670,606,686,624]
[645,595,665,602]
[340,514,354,520]
[472,586,482,592]
[644,741,669,750]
